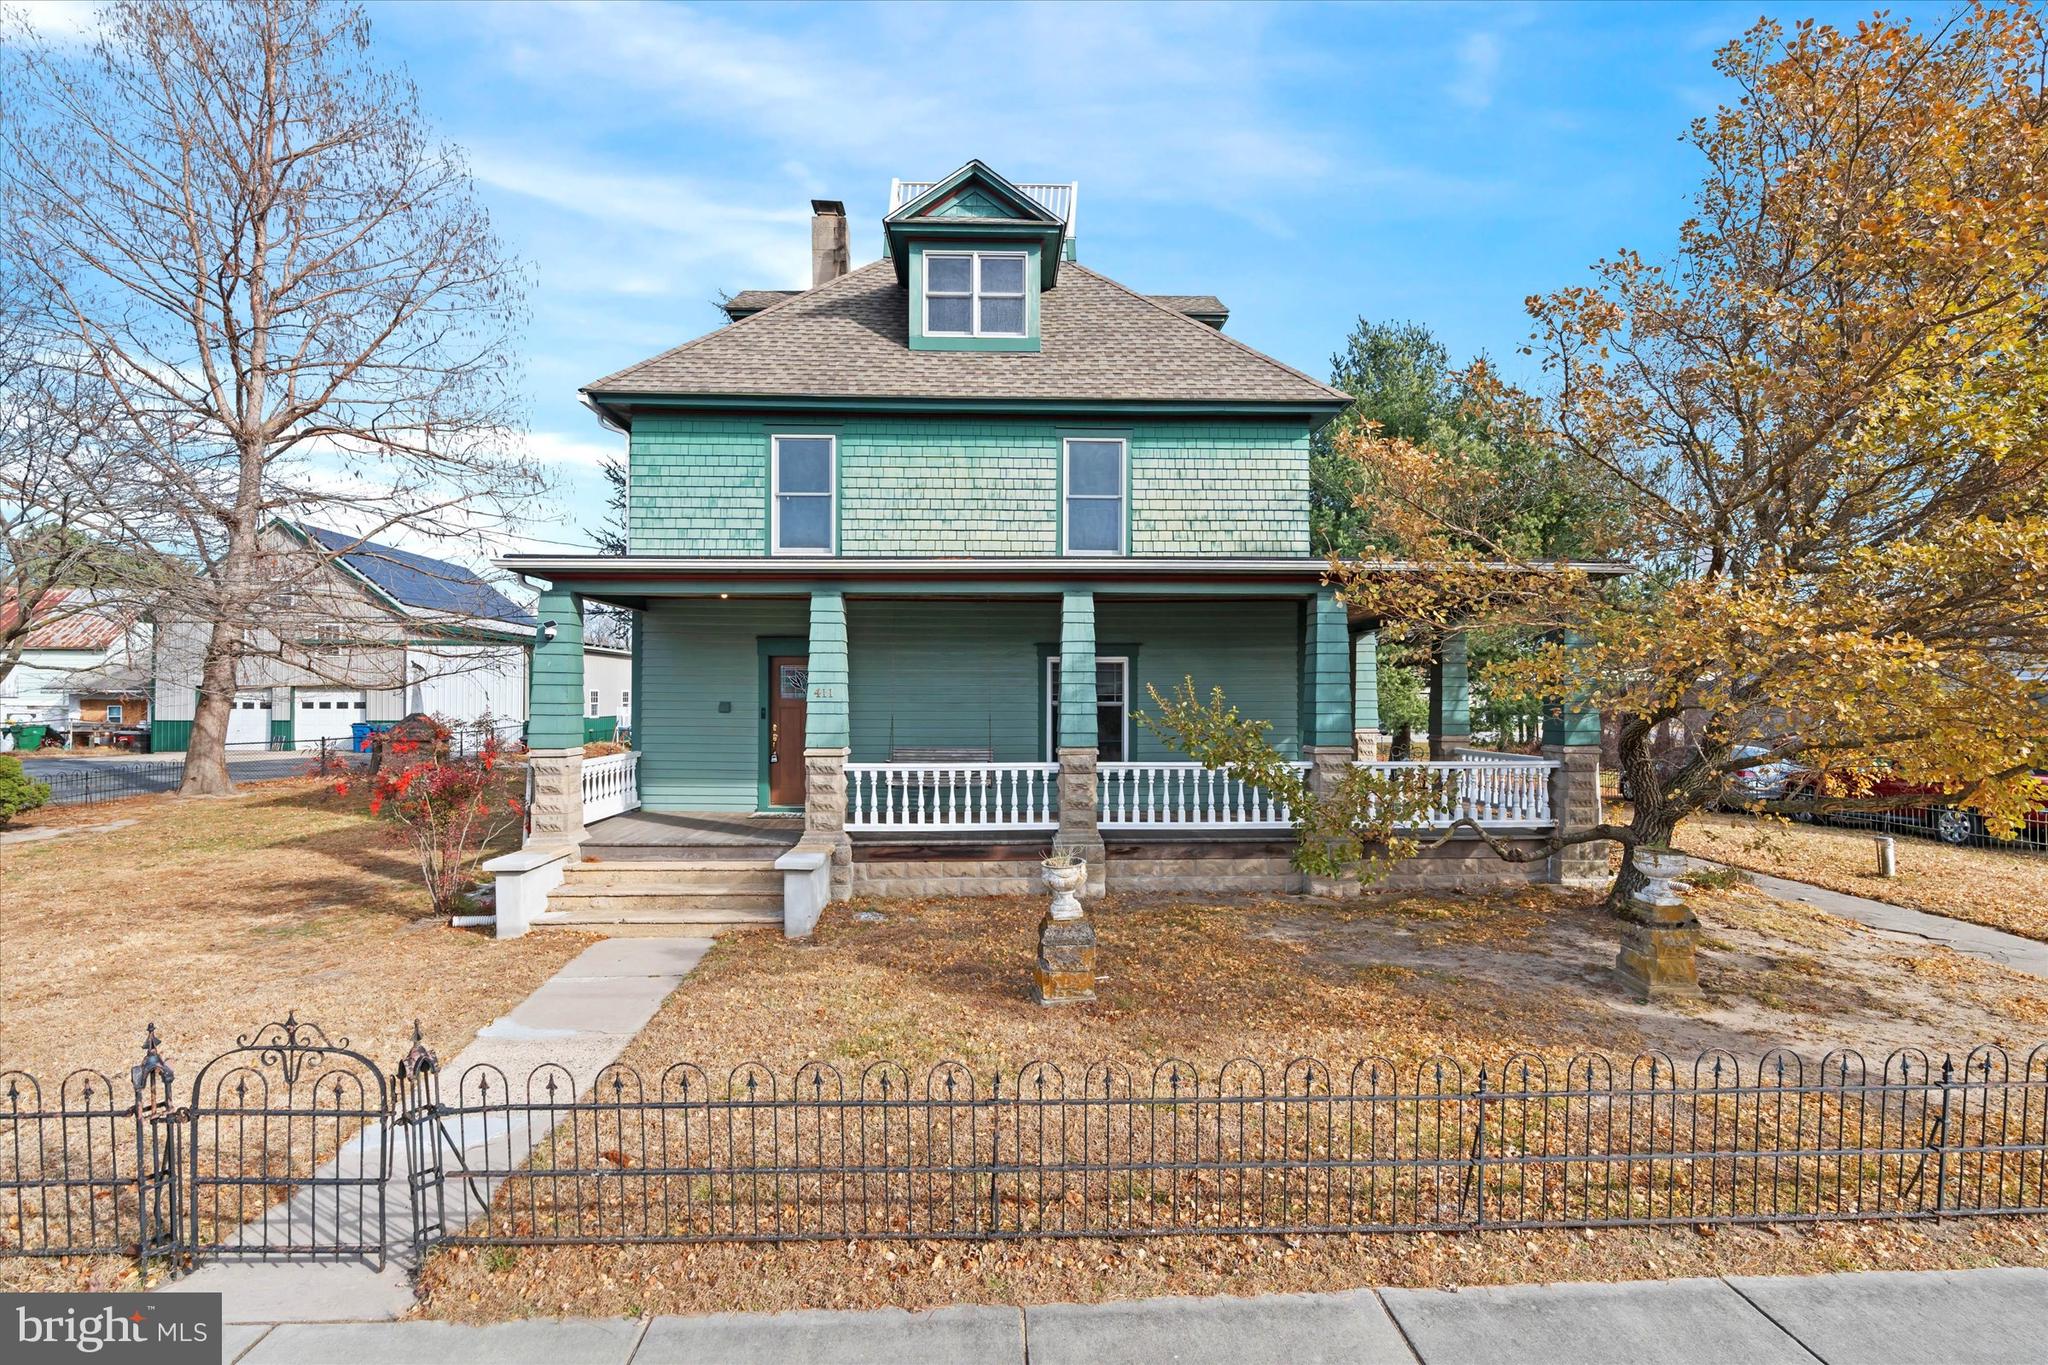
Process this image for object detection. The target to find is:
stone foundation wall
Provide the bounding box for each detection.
[1370,835,1554,891]
[847,835,1553,899]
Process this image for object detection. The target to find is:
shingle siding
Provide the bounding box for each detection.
[629,413,1310,557]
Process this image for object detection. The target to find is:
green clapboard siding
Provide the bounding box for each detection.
[629,414,1310,557]
[637,597,809,811]
[1100,598,1304,760]
[847,599,1056,762]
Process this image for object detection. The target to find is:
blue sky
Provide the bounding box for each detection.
[365,0,1947,552]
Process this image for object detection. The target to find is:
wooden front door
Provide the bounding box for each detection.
[768,655,809,807]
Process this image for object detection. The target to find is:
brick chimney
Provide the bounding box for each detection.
[810,200,849,288]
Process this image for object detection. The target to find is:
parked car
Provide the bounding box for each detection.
[1784,764,2048,846]
[1617,742,1805,808]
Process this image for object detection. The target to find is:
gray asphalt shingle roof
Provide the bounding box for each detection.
[595,262,1342,406]
[724,288,1228,324]
[297,525,535,628]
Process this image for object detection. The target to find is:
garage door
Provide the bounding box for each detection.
[296,690,368,747]
[226,693,272,747]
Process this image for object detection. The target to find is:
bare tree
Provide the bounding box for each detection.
[0,278,167,687]
[1,0,542,793]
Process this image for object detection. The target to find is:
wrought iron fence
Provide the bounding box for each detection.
[3,1022,2044,1278]
[1790,802,2048,857]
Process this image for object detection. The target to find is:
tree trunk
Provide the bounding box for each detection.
[1606,716,1670,912]
[1389,725,1413,762]
[178,623,238,795]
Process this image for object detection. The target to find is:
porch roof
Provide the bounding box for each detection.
[500,554,1628,606]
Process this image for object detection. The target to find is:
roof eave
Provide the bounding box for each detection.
[578,391,1352,425]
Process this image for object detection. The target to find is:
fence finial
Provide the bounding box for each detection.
[131,1021,173,1091]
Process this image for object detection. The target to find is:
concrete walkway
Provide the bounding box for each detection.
[1686,855,2048,977]
[203,1267,2045,1364]
[167,937,712,1325]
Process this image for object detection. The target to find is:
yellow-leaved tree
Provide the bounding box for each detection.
[1337,6,2048,906]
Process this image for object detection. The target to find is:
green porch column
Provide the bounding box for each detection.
[1352,625,1384,760]
[1056,590,1104,894]
[1428,629,1471,755]
[805,590,850,748]
[802,589,852,899]
[526,586,586,847]
[1305,589,1352,750]
[1542,630,1606,885]
[1303,589,1356,896]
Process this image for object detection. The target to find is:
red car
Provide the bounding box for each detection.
[1788,765,2048,847]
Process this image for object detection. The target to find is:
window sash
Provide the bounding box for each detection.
[923,251,1028,338]
[1063,438,1126,554]
[771,435,836,554]
[1046,656,1130,761]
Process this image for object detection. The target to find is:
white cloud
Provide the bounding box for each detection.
[522,429,618,471]
[4,0,103,48]
[1448,31,1503,111]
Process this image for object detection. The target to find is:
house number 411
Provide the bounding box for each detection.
[809,686,839,700]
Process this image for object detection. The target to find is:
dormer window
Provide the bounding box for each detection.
[924,251,1027,337]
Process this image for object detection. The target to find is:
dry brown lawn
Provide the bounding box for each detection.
[0,779,596,1088]
[416,884,2048,1320]
[1673,809,2048,943]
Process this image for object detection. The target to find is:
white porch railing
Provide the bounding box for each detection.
[581,751,640,823]
[1098,761,1310,830]
[847,762,1060,832]
[1358,760,1556,828]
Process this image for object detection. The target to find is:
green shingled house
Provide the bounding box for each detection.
[494,161,1600,934]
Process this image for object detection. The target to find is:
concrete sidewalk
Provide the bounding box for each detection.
[168,937,712,1325]
[1686,855,2048,977]
[206,1267,2045,1364]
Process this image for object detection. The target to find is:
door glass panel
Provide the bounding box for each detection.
[779,665,808,700]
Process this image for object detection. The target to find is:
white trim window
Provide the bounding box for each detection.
[1045,656,1130,761]
[924,251,1028,337]
[771,434,836,554]
[311,622,348,652]
[588,689,600,718]
[1063,437,1126,555]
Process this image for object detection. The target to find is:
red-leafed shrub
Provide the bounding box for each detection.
[335,718,523,914]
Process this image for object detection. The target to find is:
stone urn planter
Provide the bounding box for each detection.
[1034,853,1096,1006]
[1042,853,1087,920]
[1614,847,1701,1000]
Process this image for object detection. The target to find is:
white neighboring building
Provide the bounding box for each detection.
[585,645,632,739]
[150,522,543,752]
[0,590,154,749]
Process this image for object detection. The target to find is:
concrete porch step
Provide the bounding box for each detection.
[579,844,795,863]
[563,860,782,892]
[540,907,781,928]
[546,884,782,915]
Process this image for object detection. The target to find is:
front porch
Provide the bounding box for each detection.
[504,562,1604,930]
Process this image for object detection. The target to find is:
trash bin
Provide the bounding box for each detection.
[16,724,47,751]
[351,722,375,753]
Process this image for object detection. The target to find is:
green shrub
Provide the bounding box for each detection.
[0,754,52,825]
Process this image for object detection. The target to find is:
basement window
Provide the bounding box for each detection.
[924,251,1027,337]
